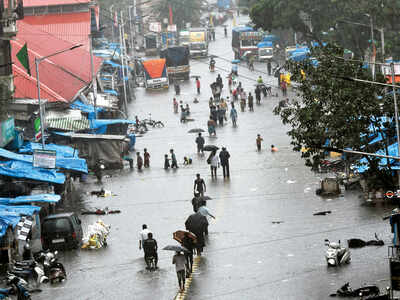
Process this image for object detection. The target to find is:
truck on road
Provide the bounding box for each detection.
[160,46,190,81]
[189,28,208,57]
[232,27,263,59]
[144,33,159,56]
[141,58,169,89]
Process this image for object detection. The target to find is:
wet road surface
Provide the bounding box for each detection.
[35,18,395,300]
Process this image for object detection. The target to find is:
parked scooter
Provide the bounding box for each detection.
[10,260,48,285]
[36,250,66,284]
[330,282,380,297]
[324,239,351,267]
[6,273,31,300]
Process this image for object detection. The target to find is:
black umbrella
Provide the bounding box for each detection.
[163,245,189,253]
[203,145,219,151]
[185,213,208,233]
[188,128,205,133]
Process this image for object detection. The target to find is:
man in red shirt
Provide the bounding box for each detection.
[196,77,201,94]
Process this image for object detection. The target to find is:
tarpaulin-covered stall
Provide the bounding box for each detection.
[51,132,130,170]
[0,147,88,174]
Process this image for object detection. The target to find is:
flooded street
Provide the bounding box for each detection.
[36,20,394,300]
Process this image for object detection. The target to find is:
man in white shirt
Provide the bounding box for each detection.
[139,224,151,251]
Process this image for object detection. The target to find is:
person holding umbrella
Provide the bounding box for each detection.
[172,251,186,292]
[185,212,207,256]
[182,232,195,275]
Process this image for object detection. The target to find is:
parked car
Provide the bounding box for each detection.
[41,213,83,250]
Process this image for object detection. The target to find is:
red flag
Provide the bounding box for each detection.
[168,4,173,25]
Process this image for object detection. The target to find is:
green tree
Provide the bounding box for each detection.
[249,0,400,59]
[274,44,397,186]
[151,0,204,30]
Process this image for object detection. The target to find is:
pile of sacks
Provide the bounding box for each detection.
[82,220,111,249]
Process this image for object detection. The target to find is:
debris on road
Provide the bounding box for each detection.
[313,210,332,216]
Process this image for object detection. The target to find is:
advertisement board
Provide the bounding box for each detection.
[33,149,56,169]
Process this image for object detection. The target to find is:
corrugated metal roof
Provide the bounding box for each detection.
[12,20,102,103]
[47,117,90,131]
[23,0,90,7]
[23,12,91,51]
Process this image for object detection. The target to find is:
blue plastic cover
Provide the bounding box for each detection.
[257,41,273,48]
[70,99,105,120]
[356,142,400,173]
[0,160,65,184]
[0,205,41,216]
[263,35,278,42]
[104,89,119,96]
[103,60,133,71]
[5,147,88,174]
[0,194,60,205]
[232,27,254,33]
[90,119,136,134]
[19,142,79,158]
[0,215,21,237]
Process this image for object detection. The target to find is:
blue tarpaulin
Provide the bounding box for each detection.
[2,147,88,174]
[0,205,41,216]
[104,60,133,71]
[0,194,60,205]
[355,142,400,173]
[0,215,21,237]
[103,89,118,96]
[70,99,105,120]
[0,160,65,184]
[19,142,79,158]
[90,119,135,134]
[257,41,273,48]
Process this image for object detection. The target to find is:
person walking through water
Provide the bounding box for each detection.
[173,98,178,113]
[195,132,205,154]
[248,92,254,111]
[136,152,143,171]
[172,251,186,292]
[207,117,217,136]
[230,104,238,127]
[196,77,201,94]
[256,134,263,151]
[255,85,261,105]
[194,173,206,196]
[144,148,150,168]
[219,147,231,178]
[170,149,178,168]
[208,150,219,178]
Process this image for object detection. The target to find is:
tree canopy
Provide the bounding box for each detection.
[274,44,398,186]
[250,0,400,59]
[151,0,204,30]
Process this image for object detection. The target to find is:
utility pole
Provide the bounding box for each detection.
[381,27,385,59]
[132,0,137,60]
[119,12,128,114]
[110,5,115,43]
[89,34,97,119]
[391,62,400,188]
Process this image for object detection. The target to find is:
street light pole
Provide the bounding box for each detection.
[89,34,97,119]
[35,44,83,149]
[110,5,115,43]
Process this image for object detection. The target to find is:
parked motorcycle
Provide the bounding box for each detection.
[330,282,380,297]
[36,250,66,284]
[6,273,31,300]
[324,239,351,267]
[10,259,48,285]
